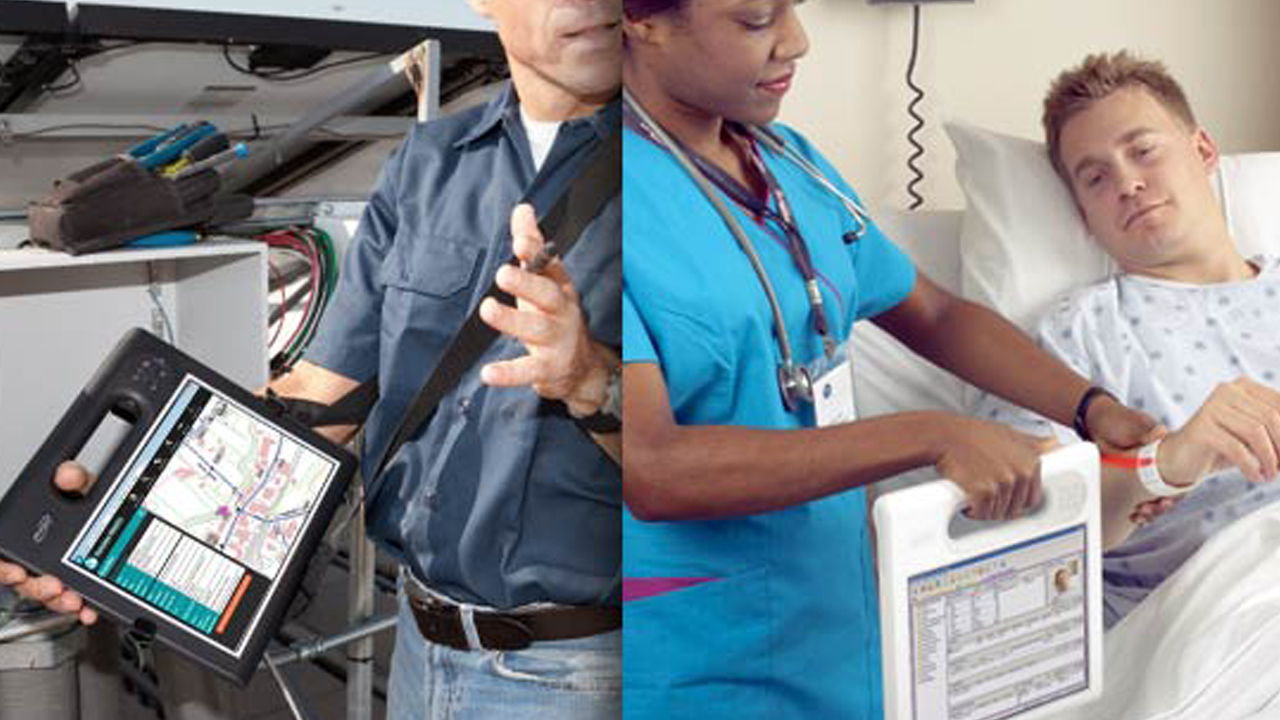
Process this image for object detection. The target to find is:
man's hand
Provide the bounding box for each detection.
[479,204,616,416]
[934,417,1058,521]
[1158,378,1280,486]
[1086,394,1166,451]
[0,462,99,625]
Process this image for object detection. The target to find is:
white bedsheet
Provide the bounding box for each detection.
[1046,501,1280,720]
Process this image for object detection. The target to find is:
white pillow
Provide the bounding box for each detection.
[947,120,1280,332]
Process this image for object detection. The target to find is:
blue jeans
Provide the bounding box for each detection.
[387,589,621,720]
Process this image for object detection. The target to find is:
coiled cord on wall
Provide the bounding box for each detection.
[905,3,926,210]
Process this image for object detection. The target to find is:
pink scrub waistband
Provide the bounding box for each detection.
[622,577,719,602]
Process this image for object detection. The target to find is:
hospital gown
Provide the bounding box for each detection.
[977,256,1280,628]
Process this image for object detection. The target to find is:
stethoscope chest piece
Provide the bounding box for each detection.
[777,363,814,413]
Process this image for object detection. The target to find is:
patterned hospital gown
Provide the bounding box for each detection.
[977,256,1280,628]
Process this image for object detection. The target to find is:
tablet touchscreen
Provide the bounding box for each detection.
[62,374,340,657]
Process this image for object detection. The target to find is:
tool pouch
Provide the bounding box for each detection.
[27,158,247,255]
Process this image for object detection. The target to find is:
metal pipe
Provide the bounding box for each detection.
[264,613,397,668]
[275,624,388,701]
[218,41,436,194]
[347,476,377,720]
[267,653,319,720]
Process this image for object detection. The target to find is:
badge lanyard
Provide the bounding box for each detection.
[685,135,836,360]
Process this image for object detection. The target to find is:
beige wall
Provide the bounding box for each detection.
[782,0,1280,211]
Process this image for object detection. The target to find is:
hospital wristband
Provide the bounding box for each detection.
[1136,439,1195,497]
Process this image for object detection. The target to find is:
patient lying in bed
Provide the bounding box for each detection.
[975,52,1280,629]
[979,257,1280,627]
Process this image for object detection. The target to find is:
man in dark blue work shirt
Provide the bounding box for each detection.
[0,1,622,718]
[271,1,624,717]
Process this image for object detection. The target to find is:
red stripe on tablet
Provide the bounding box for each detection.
[216,574,252,634]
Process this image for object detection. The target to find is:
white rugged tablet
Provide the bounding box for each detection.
[874,443,1103,720]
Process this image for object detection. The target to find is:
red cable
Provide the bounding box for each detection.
[277,247,319,357]
[259,230,319,364]
[271,233,320,359]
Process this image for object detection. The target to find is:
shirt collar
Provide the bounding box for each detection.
[453,81,620,149]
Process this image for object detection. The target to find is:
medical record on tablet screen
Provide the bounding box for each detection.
[907,525,1089,720]
[62,375,340,657]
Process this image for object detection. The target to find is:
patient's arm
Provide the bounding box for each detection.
[1098,463,1182,549]
[1100,377,1280,548]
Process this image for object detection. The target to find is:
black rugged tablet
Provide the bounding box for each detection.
[0,328,356,684]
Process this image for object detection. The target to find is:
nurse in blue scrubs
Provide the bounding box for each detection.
[620,1,1161,718]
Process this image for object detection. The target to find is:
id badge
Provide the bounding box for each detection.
[810,341,857,428]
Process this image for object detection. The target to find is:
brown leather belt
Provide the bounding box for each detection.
[407,593,621,652]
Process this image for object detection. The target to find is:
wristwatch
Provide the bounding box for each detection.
[1073,386,1116,442]
[574,364,621,434]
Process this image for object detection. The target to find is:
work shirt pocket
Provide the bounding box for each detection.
[379,234,484,297]
[366,234,486,507]
[623,566,779,719]
[377,234,485,352]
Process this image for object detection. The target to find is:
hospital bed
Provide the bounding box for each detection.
[856,122,1280,720]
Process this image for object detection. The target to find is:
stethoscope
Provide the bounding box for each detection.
[623,89,875,412]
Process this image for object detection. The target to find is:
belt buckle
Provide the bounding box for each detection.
[411,598,470,650]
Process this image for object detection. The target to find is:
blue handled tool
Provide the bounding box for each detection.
[127,230,199,248]
[137,123,218,171]
[126,124,188,159]
[173,143,250,180]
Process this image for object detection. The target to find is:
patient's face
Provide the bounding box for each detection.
[626,0,810,126]
[1058,87,1223,273]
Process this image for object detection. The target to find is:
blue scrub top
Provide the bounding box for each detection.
[622,123,916,719]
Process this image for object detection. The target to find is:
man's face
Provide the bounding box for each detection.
[630,0,810,126]
[1058,87,1222,273]
[474,0,622,102]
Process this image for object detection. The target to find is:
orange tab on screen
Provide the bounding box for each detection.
[216,574,253,634]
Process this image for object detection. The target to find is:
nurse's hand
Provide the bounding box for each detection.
[479,204,618,419]
[933,417,1057,521]
[0,462,99,625]
[1083,393,1166,452]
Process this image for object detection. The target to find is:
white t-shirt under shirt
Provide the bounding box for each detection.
[976,255,1280,628]
[520,107,562,172]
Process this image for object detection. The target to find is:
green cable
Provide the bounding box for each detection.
[282,226,335,368]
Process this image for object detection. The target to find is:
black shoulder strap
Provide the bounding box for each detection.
[286,129,621,483]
